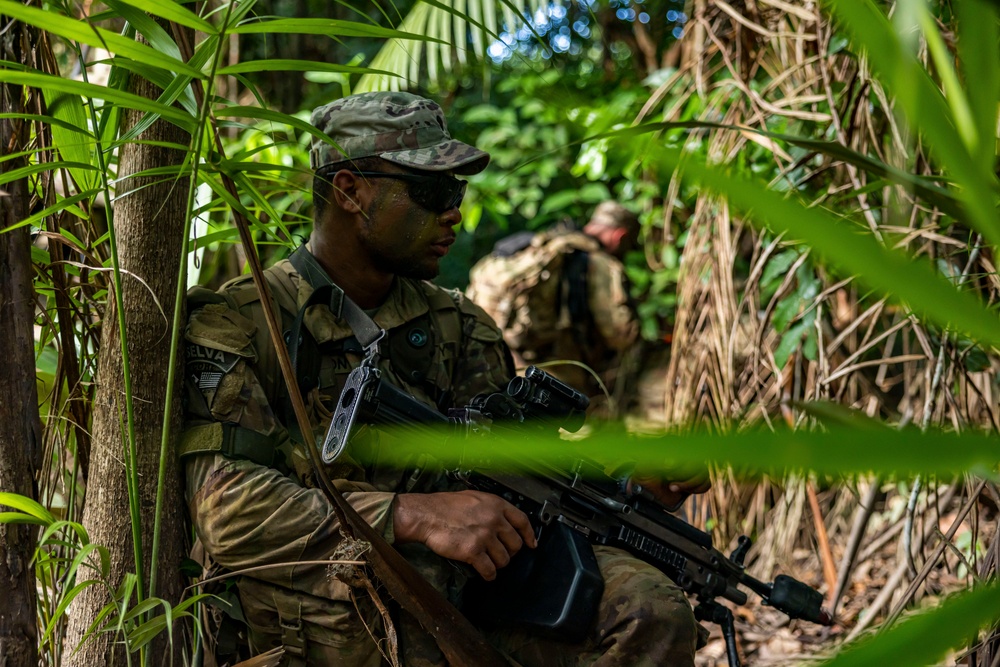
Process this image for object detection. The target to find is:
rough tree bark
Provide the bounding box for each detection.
[61,71,191,667]
[0,178,43,667]
[0,15,43,667]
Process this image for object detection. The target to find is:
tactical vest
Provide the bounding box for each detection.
[181,249,488,665]
[183,249,471,476]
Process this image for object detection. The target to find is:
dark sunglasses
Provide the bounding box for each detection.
[349,171,467,214]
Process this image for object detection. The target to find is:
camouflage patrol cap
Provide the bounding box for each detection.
[309,92,490,175]
[586,201,640,233]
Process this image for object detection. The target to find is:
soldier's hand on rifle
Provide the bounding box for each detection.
[392,490,537,581]
[629,468,712,511]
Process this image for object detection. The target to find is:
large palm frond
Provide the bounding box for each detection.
[357,0,545,91]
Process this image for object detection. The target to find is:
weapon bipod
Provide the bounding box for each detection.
[695,600,742,667]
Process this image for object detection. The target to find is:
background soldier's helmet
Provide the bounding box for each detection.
[309,91,490,175]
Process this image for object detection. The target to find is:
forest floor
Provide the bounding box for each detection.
[693,535,984,667]
[623,347,994,667]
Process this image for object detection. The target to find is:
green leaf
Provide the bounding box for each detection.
[38,520,90,548]
[962,346,992,373]
[100,57,198,119]
[653,145,1000,351]
[43,579,104,644]
[802,326,818,361]
[0,70,196,133]
[0,0,204,80]
[163,599,175,647]
[102,0,185,63]
[106,0,215,35]
[217,60,395,78]
[621,120,966,222]
[913,0,977,156]
[1,190,100,234]
[825,0,1000,252]
[213,106,339,155]
[0,492,55,524]
[376,423,1000,479]
[955,0,1000,176]
[128,614,176,652]
[121,597,165,624]
[794,401,892,430]
[0,112,95,139]
[817,582,1000,667]
[774,319,811,369]
[81,599,123,647]
[0,512,48,526]
[769,133,964,221]
[537,190,584,216]
[760,250,801,305]
[125,599,201,651]
[59,546,108,610]
[0,161,97,188]
[42,91,98,194]
[189,225,240,248]
[113,573,139,638]
[230,18,442,43]
[173,593,212,614]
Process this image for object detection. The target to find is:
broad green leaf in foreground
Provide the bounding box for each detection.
[825,0,1000,251]
[650,144,1000,350]
[371,423,999,478]
[758,133,963,221]
[614,121,965,221]
[1,190,102,234]
[0,513,49,526]
[817,581,1000,667]
[955,0,999,177]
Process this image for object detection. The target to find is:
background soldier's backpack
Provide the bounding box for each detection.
[467,227,599,362]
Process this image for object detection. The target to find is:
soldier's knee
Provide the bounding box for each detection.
[652,592,701,649]
[591,547,701,664]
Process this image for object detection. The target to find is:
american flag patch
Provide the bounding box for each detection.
[197,371,223,391]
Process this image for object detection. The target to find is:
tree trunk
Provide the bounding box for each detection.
[0,16,43,667]
[61,71,191,667]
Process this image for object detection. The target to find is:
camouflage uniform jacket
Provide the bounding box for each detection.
[181,245,512,604]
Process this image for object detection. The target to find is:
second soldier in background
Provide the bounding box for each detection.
[466,201,641,415]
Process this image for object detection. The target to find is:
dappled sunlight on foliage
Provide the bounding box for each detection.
[1,0,998,665]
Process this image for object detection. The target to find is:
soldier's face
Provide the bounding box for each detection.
[358,168,462,280]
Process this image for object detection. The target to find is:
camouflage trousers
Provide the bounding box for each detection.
[240,545,702,667]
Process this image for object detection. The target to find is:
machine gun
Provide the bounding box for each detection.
[323,363,833,667]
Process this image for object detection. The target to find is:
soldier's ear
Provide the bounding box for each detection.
[329,170,366,214]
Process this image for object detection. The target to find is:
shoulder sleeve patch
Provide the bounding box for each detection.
[185,303,257,357]
[186,345,241,391]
